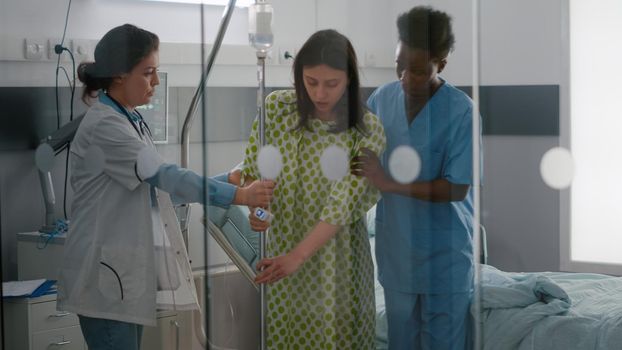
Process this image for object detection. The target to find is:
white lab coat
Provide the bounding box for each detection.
[56,101,199,327]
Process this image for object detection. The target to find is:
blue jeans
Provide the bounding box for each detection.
[78,315,143,350]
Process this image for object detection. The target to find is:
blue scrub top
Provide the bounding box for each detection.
[368,80,477,294]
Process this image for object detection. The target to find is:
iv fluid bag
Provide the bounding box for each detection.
[249,1,273,52]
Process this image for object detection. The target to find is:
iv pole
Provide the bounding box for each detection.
[181,1,273,348]
[249,1,274,348]
[257,51,268,350]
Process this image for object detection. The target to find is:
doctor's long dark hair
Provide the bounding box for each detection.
[77,24,159,104]
[293,29,367,134]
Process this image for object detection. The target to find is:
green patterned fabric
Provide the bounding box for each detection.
[242,90,386,349]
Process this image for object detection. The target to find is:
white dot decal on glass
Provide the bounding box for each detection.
[35,144,55,172]
[257,145,283,180]
[320,145,349,181]
[540,147,574,189]
[84,145,106,176]
[388,145,421,184]
[136,146,164,180]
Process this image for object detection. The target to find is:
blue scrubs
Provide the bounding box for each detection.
[368,80,477,350]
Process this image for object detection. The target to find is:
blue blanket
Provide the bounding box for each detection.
[476,265,622,350]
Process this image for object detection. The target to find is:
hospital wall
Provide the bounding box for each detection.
[0,0,566,284]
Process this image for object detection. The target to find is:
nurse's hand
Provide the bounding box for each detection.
[236,180,275,208]
[351,147,391,191]
[255,252,305,284]
[249,208,270,232]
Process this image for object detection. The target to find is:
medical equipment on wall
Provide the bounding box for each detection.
[36,116,84,233]
[249,1,274,349]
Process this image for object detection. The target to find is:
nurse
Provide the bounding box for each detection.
[352,6,480,350]
[56,24,274,350]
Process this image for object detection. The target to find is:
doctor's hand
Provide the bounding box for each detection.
[255,252,305,284]
[235,180,275,208]
[248,208,271,232]
[227,169,242,186]
[351,147,391,191]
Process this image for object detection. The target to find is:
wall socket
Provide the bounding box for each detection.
[24,38,45,60]
[278,47,296,65]
[46,38,91,62]
[364,52,377,67]
[48,38,69,62]
[71,39,91,62]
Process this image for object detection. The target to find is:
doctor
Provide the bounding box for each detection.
[56,24,274,350]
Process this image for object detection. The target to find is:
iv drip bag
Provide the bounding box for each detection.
[249,0,274,52]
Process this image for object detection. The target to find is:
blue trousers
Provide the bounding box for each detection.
[78,315,143,350]
[384,290,472,350]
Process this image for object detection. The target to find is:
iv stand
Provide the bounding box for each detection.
[250,1,273,348]
[256,50,268,350]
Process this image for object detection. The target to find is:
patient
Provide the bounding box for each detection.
[241,29,386,349]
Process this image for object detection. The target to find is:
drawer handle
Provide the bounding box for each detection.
[171,320,180,350]
[49,312,72,318]
[50,340,72,346]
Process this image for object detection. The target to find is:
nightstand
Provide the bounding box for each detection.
[3,294,86,350]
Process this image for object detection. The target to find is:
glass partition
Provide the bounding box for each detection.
[9,0,619,349]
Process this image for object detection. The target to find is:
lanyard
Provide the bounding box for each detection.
[105,93,153,141]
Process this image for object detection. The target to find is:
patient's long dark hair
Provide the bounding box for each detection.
[293,29,366,134]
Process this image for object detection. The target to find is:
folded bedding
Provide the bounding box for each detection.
[477,265,622,350]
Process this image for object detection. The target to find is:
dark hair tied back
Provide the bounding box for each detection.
[78,24,159,103]
[77,62,111,96]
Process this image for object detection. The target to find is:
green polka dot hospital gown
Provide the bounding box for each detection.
[242,90,386,349]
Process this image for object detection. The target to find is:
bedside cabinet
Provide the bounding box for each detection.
[13,232,193,349]
[3,294,86,350]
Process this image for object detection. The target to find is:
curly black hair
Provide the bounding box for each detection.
[397,6,455,59]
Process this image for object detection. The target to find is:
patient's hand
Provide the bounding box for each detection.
[235,179,275,207]
[249,209,270,232]
[255,252,304,284]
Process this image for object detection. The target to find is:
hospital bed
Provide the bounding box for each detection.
[206,205,622,350]
[204,205,260,290]
[475,265,622,350]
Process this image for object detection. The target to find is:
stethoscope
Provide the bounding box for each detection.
[105,93,154,141]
